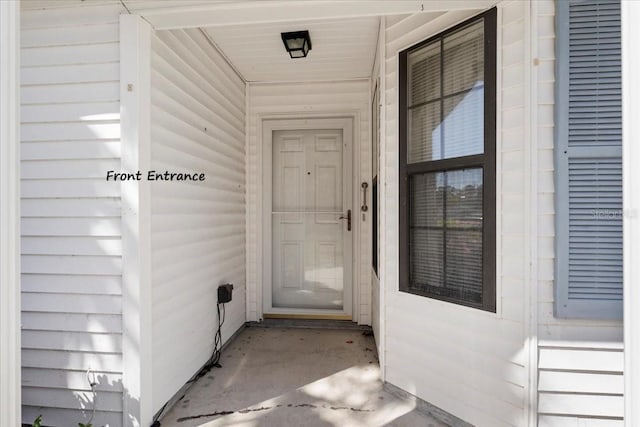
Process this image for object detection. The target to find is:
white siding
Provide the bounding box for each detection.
[149,27,247,413]
[535,0,624,424]
[246,80,371,325]
[381,4,529,426]
[538,343,624,425]
[20,3,126,426]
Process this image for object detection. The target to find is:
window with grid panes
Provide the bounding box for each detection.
[399,9,497,311]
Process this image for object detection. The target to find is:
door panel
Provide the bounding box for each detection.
[271,129,349,311]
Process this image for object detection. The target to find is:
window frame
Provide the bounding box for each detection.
[372,79,380,276]
[398,8,497,312]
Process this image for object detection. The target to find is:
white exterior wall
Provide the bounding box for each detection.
[149,27,247,413]
[381,4,530,426]
[246,80,371,325]
[534,1,624,425]
[20,3,126,426]
[380,2,624,426]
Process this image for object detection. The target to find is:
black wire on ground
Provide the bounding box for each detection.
[151,302,226,427]
[188,302,225,383]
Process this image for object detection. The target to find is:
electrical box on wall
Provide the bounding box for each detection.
[218,284,233,304]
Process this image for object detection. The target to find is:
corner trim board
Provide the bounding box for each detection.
[120,14,153,427]
[622,1,640,424]
[0,2,21,425]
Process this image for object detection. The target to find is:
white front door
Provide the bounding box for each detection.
[267,128,352,316]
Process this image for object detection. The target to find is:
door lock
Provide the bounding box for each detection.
[339,209,351,231]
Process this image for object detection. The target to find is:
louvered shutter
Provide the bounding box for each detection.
[555,0,622,319]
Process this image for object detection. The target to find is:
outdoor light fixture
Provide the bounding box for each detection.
[281,30,312,58]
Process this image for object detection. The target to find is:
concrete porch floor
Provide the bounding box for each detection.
[158,327,451,427]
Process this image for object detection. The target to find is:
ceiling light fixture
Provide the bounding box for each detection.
[281,30,312,59]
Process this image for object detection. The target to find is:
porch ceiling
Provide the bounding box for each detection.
[202,17,380,83]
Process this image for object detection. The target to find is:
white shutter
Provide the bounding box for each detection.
[555,0,623,319]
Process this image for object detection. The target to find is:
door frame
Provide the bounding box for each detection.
[260,116,356,319]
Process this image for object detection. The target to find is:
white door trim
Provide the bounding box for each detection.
[259,116,357,319]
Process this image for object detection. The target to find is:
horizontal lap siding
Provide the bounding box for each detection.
[535,0,624,424]
[383,4,528,426]
[538,345,624,421]
[20,3,125,426]
[246,80,371,325]
[150,28,246,413]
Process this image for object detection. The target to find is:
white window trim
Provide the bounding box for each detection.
[622,0,640,424]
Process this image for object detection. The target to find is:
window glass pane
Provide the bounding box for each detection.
[409,173,444,288]
[408,101,441,163]
[446,230,482,302]
[408,168,483,303]
[410,228,444,289]
[446,168,483,228]
[410,172,444,227]
[407,20,485,163]
[444,168,483,303]
[408,40,441,106]
[441,90,484,158]
[443,20,484,96]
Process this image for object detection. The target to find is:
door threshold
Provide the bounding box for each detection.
[248,318,371,331]
[263,313,352,321]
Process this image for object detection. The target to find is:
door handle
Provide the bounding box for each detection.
[361,182,369,212]
[339,209,351,231]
